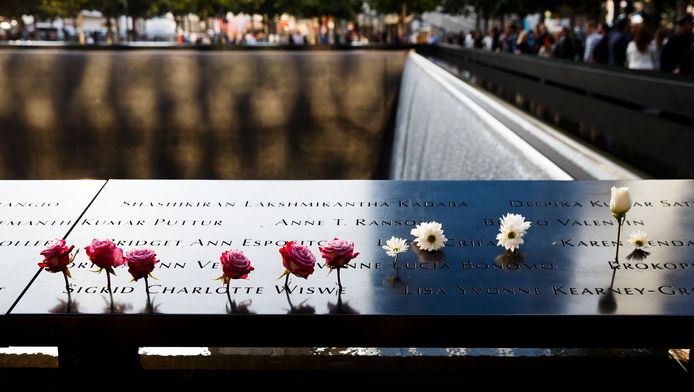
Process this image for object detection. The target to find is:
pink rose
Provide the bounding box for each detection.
[85,238,124,272]
[39,239,75,274]
[280,241,316,279]
[125,248,158,281]
[319,237,359,269]
[220,249,254,283]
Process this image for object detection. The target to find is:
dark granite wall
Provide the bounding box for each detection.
[0,50,407,179]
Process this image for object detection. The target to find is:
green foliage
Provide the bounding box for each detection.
[440,0,507,17]
[37,1,69,17]
[6,0,661,22]
[146,0,277,17]
[125,0,167,18]
[154,0,199,14]
[2,0,364,19]
[41,0,129,17]
[367,0,440,14]
[318,0,363,19]
[442,0,605,18]
[233,0,277,15]
[0,0,42,17]
[86,0,125,16]
[281,0,362,18]
[188,0,223,15]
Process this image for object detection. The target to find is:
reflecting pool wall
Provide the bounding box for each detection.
[0,50,406,180]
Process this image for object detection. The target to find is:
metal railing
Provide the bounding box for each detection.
[420,44,694,178]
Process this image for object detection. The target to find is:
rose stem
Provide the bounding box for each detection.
[283,274,294,309]
[144,276,152,313]
[63,270,71,313]
[226,279,232,310]
[337,268,342,288]
[615,215,624,263]
[106,270,114,313]
[394,254,400,279]
[284,285,293,310]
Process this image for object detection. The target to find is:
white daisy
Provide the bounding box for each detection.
[410,222,427,238]
[628,230,648,248]
[412,221,447,252]
[382,237,409,257]
[496,213,532,252]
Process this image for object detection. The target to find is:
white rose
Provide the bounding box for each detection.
[610,186,632,215]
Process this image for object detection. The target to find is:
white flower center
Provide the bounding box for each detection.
[427,234,436,243]
[507,231,516,239]
[635,240,643,247]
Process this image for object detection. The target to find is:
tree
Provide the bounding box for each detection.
[0,0,41,40]
[149,0,193,15]
[367,0,439,40]
[85,0,127,43]
[549,0,604,26]
[148,0,201,40]
[281,0,362,19]
[443,0,606,29]
[40,0,90,43]
[441,0,510,31]
[233,0,277,15]
[120,1,168,40]
[321,0,363,19]
[368,0,440,14]
[41,0,88,16]
[0,0,42,18]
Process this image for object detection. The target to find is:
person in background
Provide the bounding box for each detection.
[534,23,555,58]
[482,29,494,51]
[515,30,533,54]
[498,25,511,52]
[591,24,611,64]
[446,32,457,44]
[654,27,671,62]
[525,28,536,52]
[499,24,519,53]
[608,17,630,66]
[660,14,693,72]
[537,31,555,58]
[584,22,605,62]
[533,23,551,54]
[626,25,658,70]
[292,31,304,45]
[508,24,519,53]
[574,26,586,58]
[491,26,500,51]
[677,42,694,73]
[464,30,475,48]
[553,27,577,60]
[473,30,484,49]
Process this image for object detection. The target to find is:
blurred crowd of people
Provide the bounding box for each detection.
[447,14,694,74]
